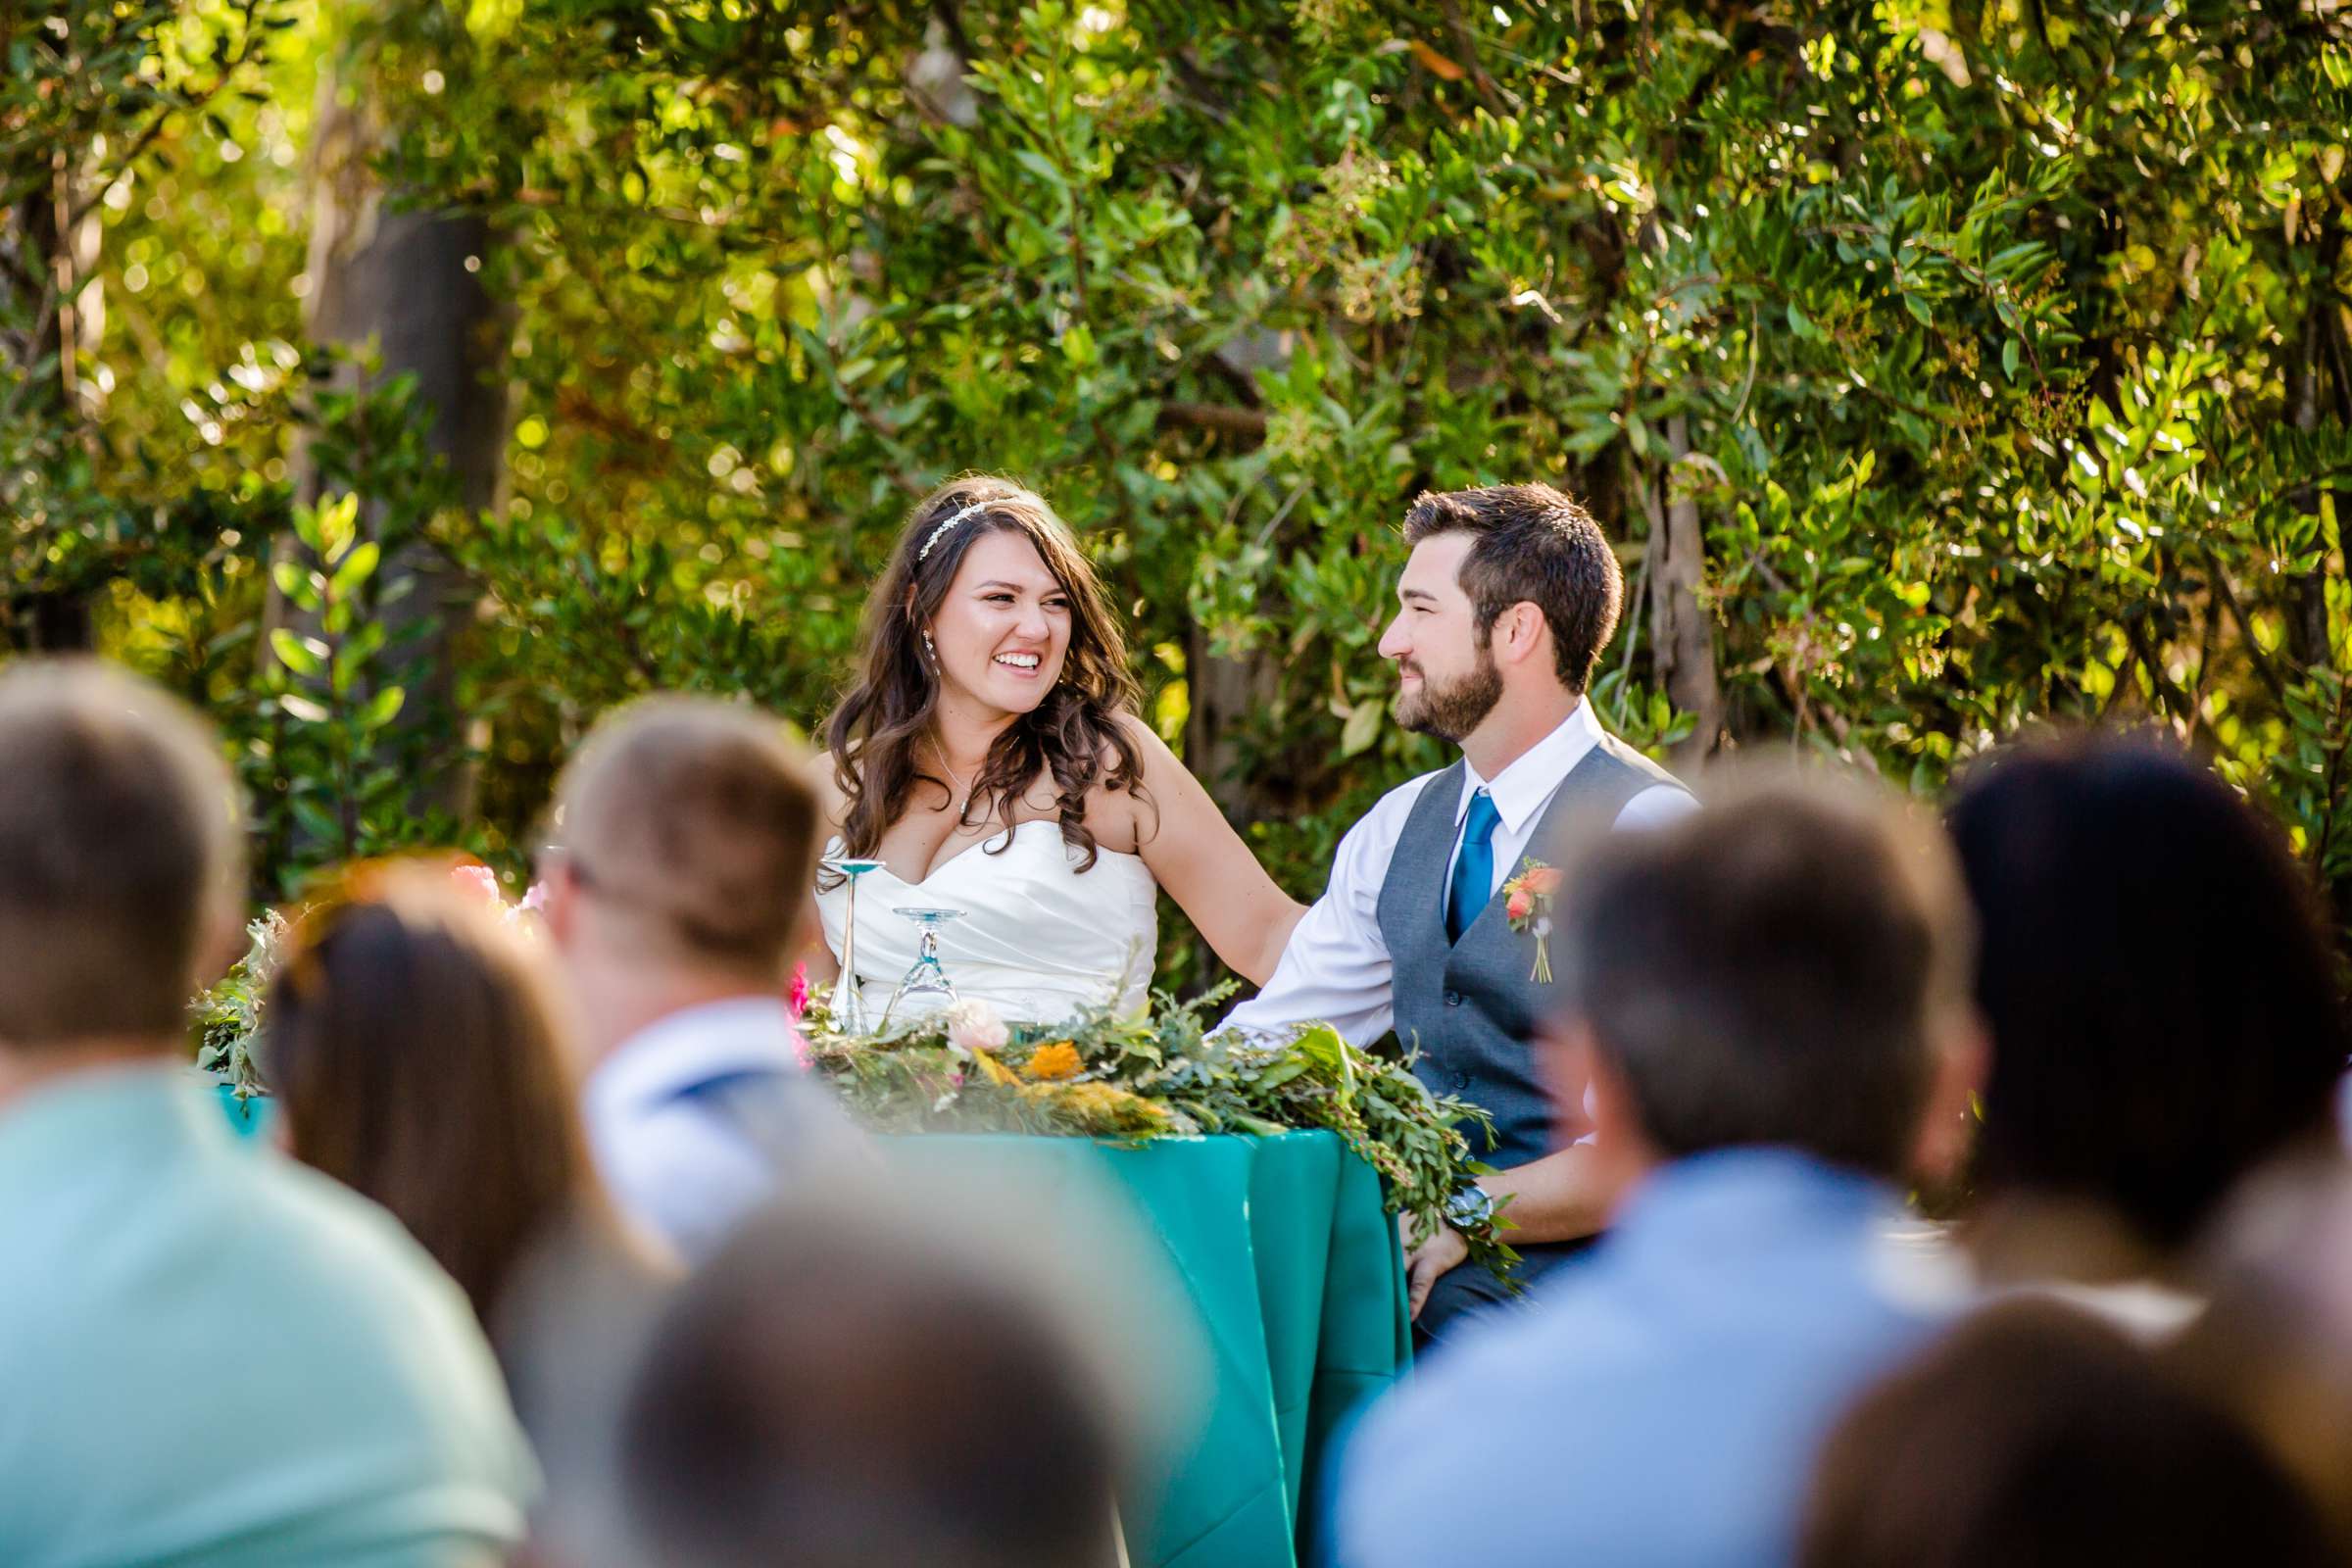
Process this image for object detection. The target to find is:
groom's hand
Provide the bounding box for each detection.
[1401,1219,1469,1321]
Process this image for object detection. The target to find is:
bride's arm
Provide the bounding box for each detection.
[1119,717,1305,986]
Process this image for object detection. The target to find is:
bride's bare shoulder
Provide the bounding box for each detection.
[1075,713,1181,849]
[1119,711,1203,797]
[1102,710,1177,770]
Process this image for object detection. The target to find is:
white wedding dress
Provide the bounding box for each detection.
[815,820,1158,1027]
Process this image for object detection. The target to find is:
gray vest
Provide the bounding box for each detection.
[1376,734,1684,1181]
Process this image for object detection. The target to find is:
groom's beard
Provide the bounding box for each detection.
[1395,647,1503,743]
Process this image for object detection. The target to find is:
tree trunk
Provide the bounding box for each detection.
[1642,415,1722,767]
[291,67,510,818]
[1183,621,1281,825]
[2285,220,2344,674]
[3,134,102,651]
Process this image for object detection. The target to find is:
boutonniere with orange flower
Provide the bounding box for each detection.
[1502,858,1564,982]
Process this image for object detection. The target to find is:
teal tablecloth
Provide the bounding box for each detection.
[216,1082,271,1138]
[889,1131,1411,1568]
[212,1086,1408,1566]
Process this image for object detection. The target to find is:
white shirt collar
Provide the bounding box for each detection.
[1455,700,1604,836]
[586,996,804,1117]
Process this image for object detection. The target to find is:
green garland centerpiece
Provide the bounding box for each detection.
[803,986,1520,1283]
[185,877,1520,1281]
[191,912,289,1101]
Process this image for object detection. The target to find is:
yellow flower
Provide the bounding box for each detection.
[1040,1081,1174,1137]
[970,1049,1018,1088]
[1025,1041,1083,1081]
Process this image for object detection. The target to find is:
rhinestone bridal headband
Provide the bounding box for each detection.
[916,500,991,562]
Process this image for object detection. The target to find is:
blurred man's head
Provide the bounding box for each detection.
[543,696,820,988]
[2170,1160,2352,1554]
[1552,769,1981,1186]
[1801,1299,2336,1568]
[1947,732,2346,1257]
[620,1199,1122,1568]
[0,660,243,1054]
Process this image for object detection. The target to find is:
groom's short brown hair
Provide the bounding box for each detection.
[552,696,820,978]
[0,660,245,1047]
[1402,483,1622,693]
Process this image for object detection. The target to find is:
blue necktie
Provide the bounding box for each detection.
[1447,789,1502,943]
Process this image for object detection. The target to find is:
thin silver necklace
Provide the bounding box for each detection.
[931,739,972,816]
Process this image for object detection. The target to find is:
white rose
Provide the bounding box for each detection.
[941,999,1009,1054]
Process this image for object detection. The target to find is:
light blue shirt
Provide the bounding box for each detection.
[0,1066,537,1567]
[583,998,862,1261]
[1336,1149,1965,1568]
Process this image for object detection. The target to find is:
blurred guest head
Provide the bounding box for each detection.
[1948,732,2347,1271]
[542,695,820,995]
[2172,1158,2352,1551]
[538,694,860,1269]
[266,862,605,1330]
[620,1197,1124,1568]
[1554,768,1982,1189]
[0,659,243,1064]
[1800,1298,2335,1568]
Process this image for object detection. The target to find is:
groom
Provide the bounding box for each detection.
[1224,483,1691,1340]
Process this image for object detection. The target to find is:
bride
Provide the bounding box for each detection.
[807,476,1302,1026]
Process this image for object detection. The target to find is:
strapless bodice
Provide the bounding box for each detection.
[815,820,1157,1027]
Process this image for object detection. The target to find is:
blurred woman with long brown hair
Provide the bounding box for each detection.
[810,475,1300,1024]
[266,861,673,1565]
[266,863,658,1345]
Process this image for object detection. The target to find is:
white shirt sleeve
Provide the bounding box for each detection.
[1217,782,1422,1049]
[1615,782,1699,831]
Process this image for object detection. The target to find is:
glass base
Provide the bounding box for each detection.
[831,977,875,1036]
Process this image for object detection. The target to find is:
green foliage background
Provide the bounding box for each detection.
[10,0,2352,989]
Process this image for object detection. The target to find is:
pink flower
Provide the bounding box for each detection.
[518,880,549,914]
[1506,888,1534,922]
[942,999,1009,1054]
[1523,866,1563,896]
[789,1025,814,1071]
[450,863,502,905]
[786,961,811,1021]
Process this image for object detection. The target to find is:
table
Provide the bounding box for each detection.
[215,1081,271,1138]
[886,1131,1411,1568]
[211,1085,1411,1565]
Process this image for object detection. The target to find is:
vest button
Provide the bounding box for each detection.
[1450,1071,1471,1091]
[1444,990,1463,1006]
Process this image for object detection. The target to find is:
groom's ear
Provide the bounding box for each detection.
[1494,600,1552,669]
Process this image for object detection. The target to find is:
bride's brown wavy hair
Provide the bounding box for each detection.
[823,476,1146,880]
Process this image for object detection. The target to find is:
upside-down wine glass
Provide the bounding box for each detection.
[885,906,967,1024]
[822,858,888,1036]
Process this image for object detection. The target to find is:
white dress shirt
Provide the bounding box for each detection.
[583,997,857,1262]
[1222,702,1693,1048]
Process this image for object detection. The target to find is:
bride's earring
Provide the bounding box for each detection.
[922,628,938,668]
